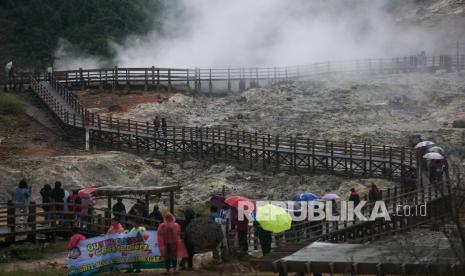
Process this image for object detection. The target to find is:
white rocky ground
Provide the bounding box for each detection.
[0,151,397,208]
[124,72,465,148]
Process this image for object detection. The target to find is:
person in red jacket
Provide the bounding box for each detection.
[157,213,187,274]
[66,227,86,250]
[106,217,125,235]
[236,216,249,253]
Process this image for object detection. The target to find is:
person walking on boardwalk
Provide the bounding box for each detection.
[180,208,196,270]
[11,179,31,226]
[51,181,65,215]
[40,184,52,221]
[348,188,360,206]
[149,205,163,226]
[157,213,187,275]
[153,116,161,137]
[161,118,167,137]
[112,197,126,220]
[368,184,381,202]
[254,220,272,256]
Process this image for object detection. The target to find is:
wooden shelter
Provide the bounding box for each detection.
[91,185,181,214]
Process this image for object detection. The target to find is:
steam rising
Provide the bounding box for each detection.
[54,0,463,69]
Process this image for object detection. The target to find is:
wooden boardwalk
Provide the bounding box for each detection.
[32,79,418,180]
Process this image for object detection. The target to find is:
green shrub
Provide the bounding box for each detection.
[0,92,24,115]
[7,243,37,260]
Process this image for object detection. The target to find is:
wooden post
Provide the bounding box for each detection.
[275,136,280,171]
[145,193,150,215]
[169,192,175,214]
[28,201,37,242]
[7,200,16,243]
[107,196,112,213]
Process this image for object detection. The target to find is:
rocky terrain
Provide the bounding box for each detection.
[121,72,465,149]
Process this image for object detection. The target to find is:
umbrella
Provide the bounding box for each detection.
[414,141,434,149]
[79,187,97,197]
[256,204,292,233]
[423,152,444,160]
[224,195,254,210]
[5,61,12,72]
[292,192,319,202]
[321,193,341,200]
[428,146,445,155]
[209,195,225,209]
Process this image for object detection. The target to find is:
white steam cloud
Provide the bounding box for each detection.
[55,0,463,69]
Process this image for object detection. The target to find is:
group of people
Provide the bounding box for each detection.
[153,116,168,137]
[39,182,96,227]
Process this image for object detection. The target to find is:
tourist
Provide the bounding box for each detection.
[348,188,360,206]
[40,184,52,220]
[157,213,187,275]
[107,217,124,235]
[254,221,272,256]
[368,184,381,202]
[128,200,146,225]
[180,208,196,270]
[66,227,86,250]
[210,206,222,263]
[11,179,31,226]
[149,205,163,226]
[235,212,249,253]
[154,116,160,136]
[161,118,167,137]
[112,197,126,220]
[66,190,80,227]
[80,192,95,229]
[67,190,80,212]
[51,181,65,217]
[218,205,231,249]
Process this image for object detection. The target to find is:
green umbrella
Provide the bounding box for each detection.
[256,204,292,233]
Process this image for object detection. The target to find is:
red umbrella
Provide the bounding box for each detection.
[224,195,255,211]
[79,187,97,197]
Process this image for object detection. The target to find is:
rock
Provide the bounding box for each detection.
[452,120,465,128]
[32,133,48,142]
[286,97,293,101]
[182,161,198,169]
[108,105,123,112]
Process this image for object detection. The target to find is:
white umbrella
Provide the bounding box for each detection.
[428,146,444,155]
[414,141,434,149]
[5,61,12,75]
[423,152,444,160]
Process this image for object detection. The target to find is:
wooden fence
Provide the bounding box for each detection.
[5,53,465,92]
[30,78,418,180]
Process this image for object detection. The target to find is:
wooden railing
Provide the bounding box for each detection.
[6,53,465,92]
[30,78,418,179]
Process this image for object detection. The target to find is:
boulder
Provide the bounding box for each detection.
[452,120,465,128]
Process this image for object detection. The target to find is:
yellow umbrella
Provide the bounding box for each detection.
[256,204,292,233]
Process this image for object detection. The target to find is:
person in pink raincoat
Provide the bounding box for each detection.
[157,213,187,274]
[79,193,95,229]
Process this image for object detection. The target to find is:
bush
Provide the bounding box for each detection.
[0,92,24,115]
[7,243,37,260]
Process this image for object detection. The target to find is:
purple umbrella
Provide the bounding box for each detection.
[321,193,340,200]
[209,195,225,209]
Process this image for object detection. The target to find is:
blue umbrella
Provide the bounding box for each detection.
[292,192,319,201]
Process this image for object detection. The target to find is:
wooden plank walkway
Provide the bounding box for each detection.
[31,79,418,180]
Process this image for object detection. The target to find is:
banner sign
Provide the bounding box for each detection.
[67,230,164,275]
